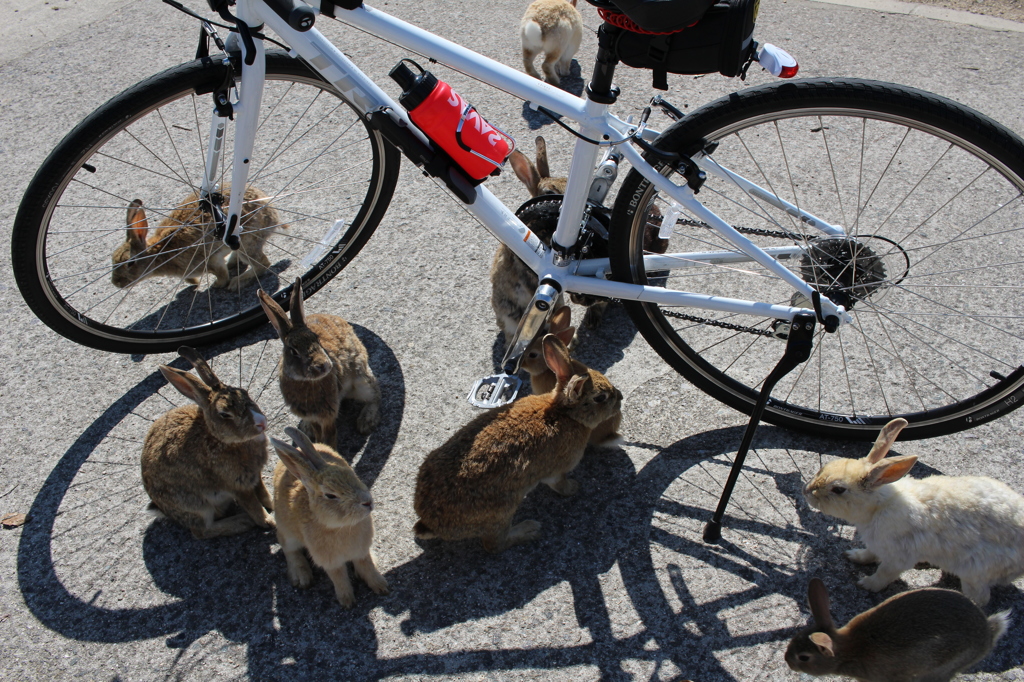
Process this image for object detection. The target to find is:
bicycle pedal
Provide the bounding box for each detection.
[467,374,521,409]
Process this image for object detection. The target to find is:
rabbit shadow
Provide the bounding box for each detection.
[519,60,584,131]
[117,264,289,334]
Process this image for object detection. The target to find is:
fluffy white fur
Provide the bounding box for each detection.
[804,418,1024,605]
[520,0,583,86]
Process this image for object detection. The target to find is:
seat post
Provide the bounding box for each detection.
[587,23,621,104]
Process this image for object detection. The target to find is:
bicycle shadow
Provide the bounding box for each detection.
[15,323,404,650]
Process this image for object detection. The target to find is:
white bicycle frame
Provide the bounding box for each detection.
[217,0,853,326]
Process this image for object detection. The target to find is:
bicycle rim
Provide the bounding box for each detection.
[12,52,398,354]
[610,78,1024,438]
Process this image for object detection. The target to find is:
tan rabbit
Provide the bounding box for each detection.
[257,278,381,447]
[520,306,622,448]
[141,346,273,539]
[786,577,1009,681]
[112,185,284,292]
[804,417,1024,605]
[521,0,583,86]
[272,426,389,608]
[413,334,623,552]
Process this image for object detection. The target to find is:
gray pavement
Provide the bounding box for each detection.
[1,0,1024,680]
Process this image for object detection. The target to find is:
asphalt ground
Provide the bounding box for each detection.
[1,1,1024,680]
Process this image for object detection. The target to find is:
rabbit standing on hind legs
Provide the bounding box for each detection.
[414,334,622,553]
[141,346,273,539]
[258,278,381,448]
[804,417,1024,605]
[521,0,583,86]
[272,427,389,609]
[786,577,1009,682]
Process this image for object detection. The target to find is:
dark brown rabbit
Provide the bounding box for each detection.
[520,306,622,448]
[141,346,273,539]
[258,278,380,447]
[785,577,1009,681]
[413,335,622,552]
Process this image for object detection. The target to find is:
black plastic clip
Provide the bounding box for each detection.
[212,62,235,119]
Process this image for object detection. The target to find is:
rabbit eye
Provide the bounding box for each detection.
[324,493,338,500]
[218,411,233,420]
[287,347,301,358]
[831,485,847,495]
[593,392,608,404]
[798,653,811,662]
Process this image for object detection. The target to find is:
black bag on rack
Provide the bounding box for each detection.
[598,0,760,88]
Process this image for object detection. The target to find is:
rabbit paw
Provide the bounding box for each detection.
[286,556,314,589]
[366,573,390,596]
[356,403,380,435]
[845,548,879,565]
[857,574,891,592]
[546,476,579,497]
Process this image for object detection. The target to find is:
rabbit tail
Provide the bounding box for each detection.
[989,610,1012,645]
[413,520,437,539]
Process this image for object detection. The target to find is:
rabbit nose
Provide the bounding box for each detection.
[251,410,267,433]
[359,491,373,511]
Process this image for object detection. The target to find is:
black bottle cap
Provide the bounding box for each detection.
[389,60,438,112]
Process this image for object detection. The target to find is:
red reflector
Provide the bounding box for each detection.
[779,64,799,79]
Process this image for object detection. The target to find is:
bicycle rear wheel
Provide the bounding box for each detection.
[610,78,1024,439]
[12,51,399,354]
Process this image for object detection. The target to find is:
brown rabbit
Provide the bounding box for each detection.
[520,306,622,448]
[272,427,389,609]
[521,0,583,86]
[258,278,381,447]
[785,577,1009,681]
[413,335,623,552]
[112,185,284,291]
[141,346,273,539]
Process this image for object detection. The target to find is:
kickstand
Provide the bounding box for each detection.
[703,312,816,543]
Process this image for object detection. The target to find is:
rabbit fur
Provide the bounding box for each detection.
[112,185,284,291]
[272,426,389,608]
[804,418,1024,605]
[520,306,622,448]
[521,0,583,86]
[413,335,622,552]
[785,577,1009,682]
[258,278,381,447]
[141,346,273,539]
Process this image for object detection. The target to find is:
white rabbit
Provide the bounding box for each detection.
[804,417,1024,605]
[521,0,583,86]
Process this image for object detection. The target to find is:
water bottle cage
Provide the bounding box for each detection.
[453,103,516,171]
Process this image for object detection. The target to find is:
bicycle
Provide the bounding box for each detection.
[11,0,1024,440]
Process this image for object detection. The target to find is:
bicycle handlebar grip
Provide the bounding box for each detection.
[264,0,316,31]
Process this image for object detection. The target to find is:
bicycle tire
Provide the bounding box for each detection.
[12,51,399,354]
[609,78,1024,439]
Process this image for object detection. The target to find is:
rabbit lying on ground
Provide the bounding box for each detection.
[520,306,622,448]
[272,426,389,608]
[258,278,381,447]
[414,334,622,552]
[804,417,1024,605]
[786,577,1009,681]
[521,0,583,86]
[141,346,273,539]
[112,185,284,291]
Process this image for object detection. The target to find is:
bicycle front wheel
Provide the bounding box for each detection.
[610,78,1024,439]
[12,51,399,354]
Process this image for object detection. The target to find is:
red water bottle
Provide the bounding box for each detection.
[390,60,512,181]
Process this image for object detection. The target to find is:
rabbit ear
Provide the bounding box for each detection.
[271,437,316,489]
[866,454,918,488]
[509,150,541,196]
[549,306,572,333]
[177,346,224,390]
[283,426,326,471]
[257,289,292,338]
[808,632,835,657]
[126,199,148,248]
[807,578,835,630]
[159,365,211,405]
[542,334,574,386]
[288,277,306,327]
[866,418,908,463]
[534,136,550,179]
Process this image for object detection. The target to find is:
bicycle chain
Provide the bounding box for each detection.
[656,219,816,337]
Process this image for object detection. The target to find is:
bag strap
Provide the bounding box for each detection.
[646,35,671,91]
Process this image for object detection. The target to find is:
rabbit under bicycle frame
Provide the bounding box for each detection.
[218,0,851,334]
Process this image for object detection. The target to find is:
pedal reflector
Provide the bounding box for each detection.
[467,374,521,409]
